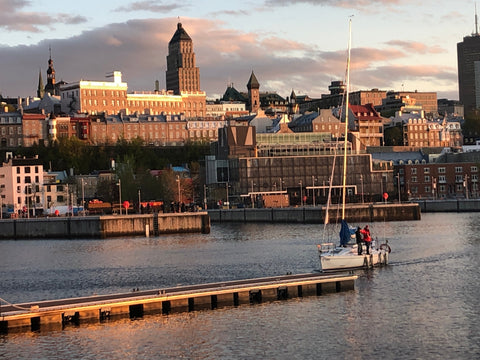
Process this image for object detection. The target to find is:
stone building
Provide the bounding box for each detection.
[166,23,201,94]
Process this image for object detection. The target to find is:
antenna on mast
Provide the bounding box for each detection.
[475,2,479,36]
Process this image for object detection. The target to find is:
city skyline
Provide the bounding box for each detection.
[0,0,476,101]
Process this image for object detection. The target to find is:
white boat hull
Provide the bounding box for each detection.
[318,244,389,271]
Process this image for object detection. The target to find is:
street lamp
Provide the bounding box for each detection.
[360,174,364,204]
[81,178,85,216]
[117,179,122,215]
[397,174,401,203]
[225,182,229,209]
[299,180,303,207]
[176,175,181,204]
[464,175,469,199]
[203,184,208,210]
[251,180,255,208]
[312,176,317,207]
[138,188,141,213]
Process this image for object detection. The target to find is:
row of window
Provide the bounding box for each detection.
[408,174,478,183]
[405,166,478,175]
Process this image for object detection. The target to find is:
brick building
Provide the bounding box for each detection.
[398,162,479,200]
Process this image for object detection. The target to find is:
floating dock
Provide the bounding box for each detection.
[0,272,357,334]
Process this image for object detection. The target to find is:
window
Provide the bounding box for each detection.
[424,168,430,174]
[455,175,464,183]
[16,167,20,174]
[411,168,417,175]
[17,176,20,183]
[438,175,446,183]
[471,166,478,172]
[424,175,430,182]
[438,167,446,174]
[411,176,417,183]
[455,166,463,173]
[25,167,31,173]
[25,176,31,183]
[425,186,431,193]
[57,195,64,202]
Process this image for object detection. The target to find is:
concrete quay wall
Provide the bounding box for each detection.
[0,213,210,239]
[415,199,480,213]
[209,203,421,224]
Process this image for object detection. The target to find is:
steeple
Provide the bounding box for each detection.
[247,71,260,114]
[44,46,57,95]
[247,71,260,90]
[37,68,45,98]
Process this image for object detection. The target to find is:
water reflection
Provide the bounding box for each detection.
[0,213,479,359]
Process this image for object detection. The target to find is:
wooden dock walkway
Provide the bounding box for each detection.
[0,272,357,334]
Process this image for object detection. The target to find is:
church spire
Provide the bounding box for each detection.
[37,68,45,98]
[45,46,57,95]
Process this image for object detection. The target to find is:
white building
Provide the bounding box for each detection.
[0,155,44,217]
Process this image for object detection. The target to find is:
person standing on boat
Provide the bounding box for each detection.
[361,225,372,255]
[355,227,363,255]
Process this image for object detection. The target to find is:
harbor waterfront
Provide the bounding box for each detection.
[0,213,479,359]
[0,212,210,239]
[209,203,421,223]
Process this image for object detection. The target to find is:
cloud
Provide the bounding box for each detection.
[0,17,457,101]
[385,40,446,54]
[114,1,186,13]
[263,0,406,11]
[0,0,87,33]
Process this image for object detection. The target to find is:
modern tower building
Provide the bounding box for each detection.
[457,10,480,114]
[166,23,201,95]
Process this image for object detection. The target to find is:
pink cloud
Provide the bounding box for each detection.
[0,17,457,101]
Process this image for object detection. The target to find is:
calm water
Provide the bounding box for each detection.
[0,213,479,359]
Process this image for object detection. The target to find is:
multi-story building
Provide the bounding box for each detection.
[349,103,384,148]
[207,124,394,207]
[376,91,438,116]
[457,21,480,114]
[402,117,463,148]
[0,112,24,147]
[166,23,201,94]
[60,72,207,118]
[89,113,188,146]
[0,155,44,216]
[206,101,248,118]
[298,82,387,113]
[399,162,479,199]
[60,22,206,119]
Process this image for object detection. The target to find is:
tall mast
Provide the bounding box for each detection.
[341,18,352,220]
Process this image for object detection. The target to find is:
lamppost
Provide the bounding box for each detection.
[225,182,229,209]
[203,184,208,210]
[464,175,469,199]
[251,180,255,208]
[312,176,316,207]
[138,188,141,213]
[299,180,303,207]
[117,179,122,215]
[176,175,181,204]
[397,174,401,203]
[81,178,86,216]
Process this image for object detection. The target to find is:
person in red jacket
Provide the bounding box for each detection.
[360,225,372,255]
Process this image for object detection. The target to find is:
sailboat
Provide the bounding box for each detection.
[317,19,391,271]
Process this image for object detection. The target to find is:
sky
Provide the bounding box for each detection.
[0,0,477,101]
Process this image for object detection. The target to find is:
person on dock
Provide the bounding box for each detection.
[360,225,372,255]
[355,226,364,255]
